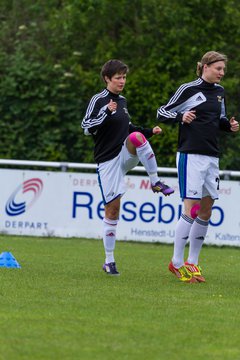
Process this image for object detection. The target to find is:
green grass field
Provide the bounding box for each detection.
[0,235,239,360]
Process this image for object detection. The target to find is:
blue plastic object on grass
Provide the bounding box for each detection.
[0,251,21,268]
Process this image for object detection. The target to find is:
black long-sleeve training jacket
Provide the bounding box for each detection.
[157,78,231,157]
[81,89,153,163]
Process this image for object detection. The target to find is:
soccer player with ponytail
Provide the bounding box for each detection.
[157,51,239,283]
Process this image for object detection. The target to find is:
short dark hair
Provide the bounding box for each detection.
[101,59,129,83]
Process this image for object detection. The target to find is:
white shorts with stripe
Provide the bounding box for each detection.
[177,152,219,200]
[97,140,139,204]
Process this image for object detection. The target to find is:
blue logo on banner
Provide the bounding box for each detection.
[5,178,43,216]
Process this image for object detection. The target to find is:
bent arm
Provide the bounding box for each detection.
[129,122,153,138]
[157,82,206,125]
[219,98,231,132]
[81,97,112,135]
[156,84,192,124]
[157,104,183,124]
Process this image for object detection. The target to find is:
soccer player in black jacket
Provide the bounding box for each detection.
[157,51,239,283]
[82,59,174,275]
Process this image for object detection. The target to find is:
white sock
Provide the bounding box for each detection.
[187,217,209,265]
[103,217,118,264]
[172,214,193,268]
[136,141,159,184]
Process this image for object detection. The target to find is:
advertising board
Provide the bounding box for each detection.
[0,169,239,246]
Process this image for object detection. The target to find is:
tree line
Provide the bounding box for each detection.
[0,0,239,169]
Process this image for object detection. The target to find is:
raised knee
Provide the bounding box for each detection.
[129,131,146,147]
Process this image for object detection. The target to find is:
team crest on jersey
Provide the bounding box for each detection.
[217,96,222,102]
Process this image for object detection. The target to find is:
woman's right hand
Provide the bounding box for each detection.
[108,99,117,112]
[182,110,196,124]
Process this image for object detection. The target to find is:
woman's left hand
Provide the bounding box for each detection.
[230,117,239,132]
[152,126,162,135]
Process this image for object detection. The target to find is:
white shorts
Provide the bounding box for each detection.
[97,140,139,204]
[177,152,219,200]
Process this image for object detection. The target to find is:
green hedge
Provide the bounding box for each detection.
[0,0,239,169]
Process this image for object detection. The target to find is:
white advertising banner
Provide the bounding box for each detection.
[0,169,239,247]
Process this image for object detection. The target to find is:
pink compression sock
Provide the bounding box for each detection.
[128,132,146,147]
[190,204,200,219]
